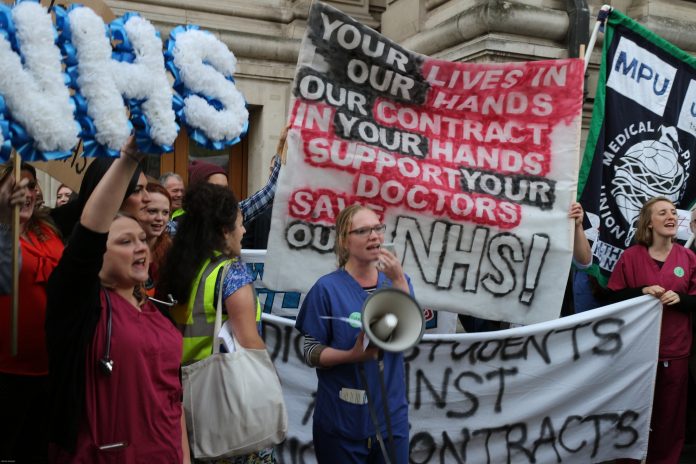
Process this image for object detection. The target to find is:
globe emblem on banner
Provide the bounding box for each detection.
[611,126,688,246]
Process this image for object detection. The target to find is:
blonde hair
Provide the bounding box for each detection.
[334,204,368,268]
[635,196,675,247]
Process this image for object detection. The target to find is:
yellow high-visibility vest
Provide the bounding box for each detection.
[171,253,261,364]
[170,208,185,220]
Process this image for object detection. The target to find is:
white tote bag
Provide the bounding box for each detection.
[182,263,288,459]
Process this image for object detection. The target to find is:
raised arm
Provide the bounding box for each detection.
[239,126,287,225]
[239,155,280,225]
[569,202,592,267]
[47,136,144,340]
[80,136,141,232]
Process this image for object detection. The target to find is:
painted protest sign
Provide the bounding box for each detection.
[241,249,457,333]
[579,9,696,284]
[263,2,584,325]
[264,295,660,464]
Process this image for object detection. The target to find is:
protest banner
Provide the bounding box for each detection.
[579,9,696,284]
[263,2,585,325]
[264,295,660,464]
[242,249,458,333]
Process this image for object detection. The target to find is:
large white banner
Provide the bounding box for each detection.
[265,296,661,464]
[263,2,585,325]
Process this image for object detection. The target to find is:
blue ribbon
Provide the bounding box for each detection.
[109,13,135,53]
[129,97,176,154]
[0,95,12,163]
[110,13,137,64]
[0,120,11,162]
[0,3,18,52]
[55,6,80,90]
[165,24,249,151]
[9,121,71,161]
[0,94,11,161]
[82,137,119,158]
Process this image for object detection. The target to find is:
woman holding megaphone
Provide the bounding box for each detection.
[295,204,414,464]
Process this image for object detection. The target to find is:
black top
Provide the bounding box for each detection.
[45,224,105,452]
[49,201,81,243]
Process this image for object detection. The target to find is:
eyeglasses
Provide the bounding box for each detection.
[348,224,387,236]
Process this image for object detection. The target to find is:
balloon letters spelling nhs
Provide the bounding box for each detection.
[0,1,248,161]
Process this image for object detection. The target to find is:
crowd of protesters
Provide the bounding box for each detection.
[0,129,694,463]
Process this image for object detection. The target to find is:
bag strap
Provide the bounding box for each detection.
[212,261,232,355]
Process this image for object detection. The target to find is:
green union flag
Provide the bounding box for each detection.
[578,9,696,284]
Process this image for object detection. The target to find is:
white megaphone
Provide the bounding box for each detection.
[361,288,425,352]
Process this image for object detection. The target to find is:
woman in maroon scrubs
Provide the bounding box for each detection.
[46,138,188,463]
[609,196,696,464]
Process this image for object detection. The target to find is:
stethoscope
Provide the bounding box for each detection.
[99,289,177,376]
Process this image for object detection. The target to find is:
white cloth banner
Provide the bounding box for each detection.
[242,249,458,333]
[263,2,585,325]
[264,296,660,463]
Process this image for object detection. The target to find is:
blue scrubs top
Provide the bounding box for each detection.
[296,269,413,440]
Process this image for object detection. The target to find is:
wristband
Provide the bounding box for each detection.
[121,150,143,164]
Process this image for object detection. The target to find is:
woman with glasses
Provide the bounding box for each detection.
[0,163,64,463]
[295,204,413,463]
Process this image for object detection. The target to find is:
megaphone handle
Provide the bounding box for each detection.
[377,357,397,463]
[359,361,396,464]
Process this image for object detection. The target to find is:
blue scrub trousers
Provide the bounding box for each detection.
[313,422,409,464]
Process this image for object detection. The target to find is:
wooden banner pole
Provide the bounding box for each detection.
[11,150,20,356]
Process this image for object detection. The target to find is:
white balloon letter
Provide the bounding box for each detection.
[68,7,177,151]
[0,2,78,153]
[172,29,248,142]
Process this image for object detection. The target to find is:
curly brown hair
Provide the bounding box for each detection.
[158,183,239,303]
